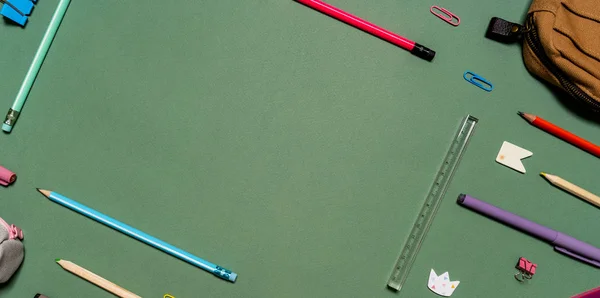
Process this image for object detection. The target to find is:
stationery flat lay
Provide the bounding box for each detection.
[1,0,599,297]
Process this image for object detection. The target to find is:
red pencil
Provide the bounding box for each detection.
[294,0,435,61]
[518,112,600,157]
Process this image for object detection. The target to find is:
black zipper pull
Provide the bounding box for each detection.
[485,17,523,43]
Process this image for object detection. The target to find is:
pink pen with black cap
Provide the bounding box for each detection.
[294,0,436,61]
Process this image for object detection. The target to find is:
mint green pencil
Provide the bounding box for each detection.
[2,0,71,133]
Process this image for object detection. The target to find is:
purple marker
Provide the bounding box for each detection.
[457,194,600,267]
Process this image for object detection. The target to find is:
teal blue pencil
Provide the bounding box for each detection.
[37,189,237,282]
[2,0,71,133]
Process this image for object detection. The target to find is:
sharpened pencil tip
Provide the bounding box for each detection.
[517,111,536,123]
[540,172,546,176]
[55,258,61,262]
[37,189,51,197]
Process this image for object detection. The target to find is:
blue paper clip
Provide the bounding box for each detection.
[463,71,493,92]
[1,0,35,27]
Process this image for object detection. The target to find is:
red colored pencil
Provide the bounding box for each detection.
[519,112,600,157]
[294,0,435,61]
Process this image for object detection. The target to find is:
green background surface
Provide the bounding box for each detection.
[0,0,599,297]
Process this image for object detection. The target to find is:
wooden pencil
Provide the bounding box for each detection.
[56,259,141,298]
[540,173,600,207]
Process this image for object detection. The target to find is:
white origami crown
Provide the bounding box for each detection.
[427,269,460,297]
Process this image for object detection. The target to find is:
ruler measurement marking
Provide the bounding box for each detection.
[387,115,478,292]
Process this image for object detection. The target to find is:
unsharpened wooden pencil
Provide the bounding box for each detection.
[540,172,600,207]
[56,259,141,298]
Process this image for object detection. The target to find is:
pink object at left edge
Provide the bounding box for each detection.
[0,165,16,186]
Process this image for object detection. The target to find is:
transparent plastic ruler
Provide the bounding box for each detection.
[387,115,478,292]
